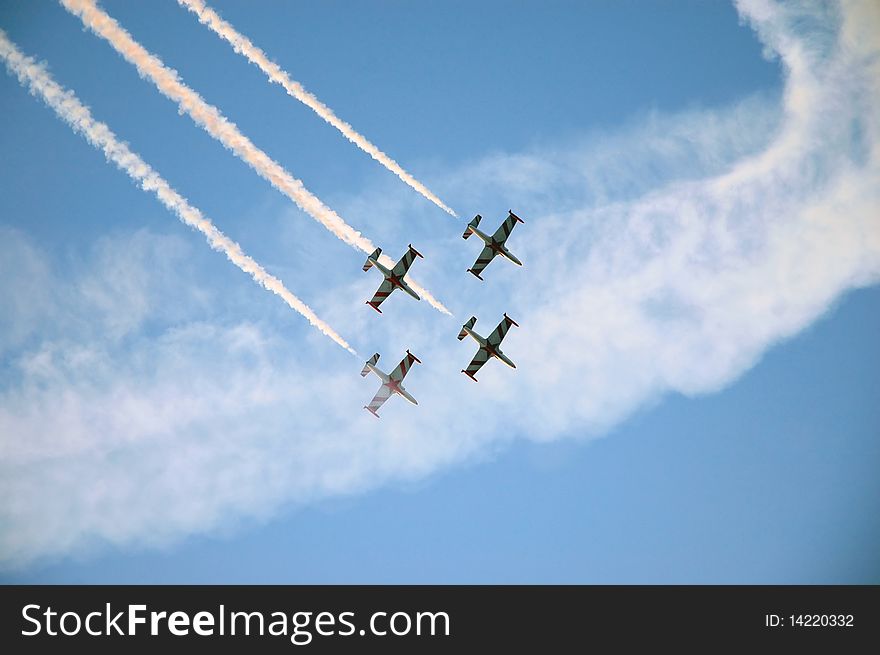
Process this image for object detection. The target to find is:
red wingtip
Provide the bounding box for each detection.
[504,313,520,327]
[366,301,382,313]
[364,406,381,418]
[509,210,524,223]
[407,350,422,364]
[467,269,484,281]
[409,244,424,258]
[461,370,479,382]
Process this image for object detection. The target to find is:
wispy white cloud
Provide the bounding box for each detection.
[1,0,878,569]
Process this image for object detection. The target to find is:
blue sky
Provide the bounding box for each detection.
[1,0,878,582]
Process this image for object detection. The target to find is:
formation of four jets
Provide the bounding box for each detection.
[361,210,525,417]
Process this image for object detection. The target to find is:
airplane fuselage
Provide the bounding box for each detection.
[371,258,392,278]
[467,227,523,267]
[364,362,419,405]
[461,326,517,369]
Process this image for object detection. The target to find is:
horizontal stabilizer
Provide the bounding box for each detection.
[458,316,477,340]
[462,214,481,239]
[363,247,381,272]
[360,353,379,376]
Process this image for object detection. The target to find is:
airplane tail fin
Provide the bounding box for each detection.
[363,247,381,272]
[462,214,481,239]
[458,316,477,340]
[360,353,379,376]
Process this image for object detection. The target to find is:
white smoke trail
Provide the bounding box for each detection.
[60,0,452,316]
[0,30,357,356]
[177,0,458,218]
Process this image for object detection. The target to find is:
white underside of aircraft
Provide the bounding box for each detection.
[458,313,519,381]
[462,210,525,280]
[361,350,422,417]
[363,244,423,312]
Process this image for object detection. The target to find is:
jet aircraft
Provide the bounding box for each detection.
[458,313,519,381]
[360,350,422,417]
[462,210,524,280]
[363,244,423,312]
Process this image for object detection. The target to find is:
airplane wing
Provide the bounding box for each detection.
[389,350,420,382]
[462,348,490,381]
[391,245,423,278]
[487,314,518,347]
[365,384,394,416]
[366,278,395,312]
[468,245,497,279]
[490,211,524,244]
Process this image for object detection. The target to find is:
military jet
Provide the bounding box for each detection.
[360,350,422,417]
[462,210,524,280]
[363,244,424,312]
[458,313,519,381]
